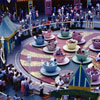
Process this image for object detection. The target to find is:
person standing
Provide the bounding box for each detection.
[52,13,56,22]
[36,10,39,19]
[21,78,25,95]
[13,74,17,91]
[18,30,22,45]
[32,7,35,20]
[29,80,34,94]
[39,81,44,96]
[55,84,60,91]
[80,16,84,28]
[53,7,56,14]
[24,78,29,96]
[56,77,64,86]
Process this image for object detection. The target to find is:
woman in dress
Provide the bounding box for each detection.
[21,78,25,94]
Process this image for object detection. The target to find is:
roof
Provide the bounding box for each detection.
[0,0,30,4]
[0,16,21,40]
[69,65,91,91]
[0,0,16,4]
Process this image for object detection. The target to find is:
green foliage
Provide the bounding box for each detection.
[50,89,99,99]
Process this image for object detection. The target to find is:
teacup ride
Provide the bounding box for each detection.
[72,32,86,45]
[89,39,100,51]
[72,48,92,64]
[32,34,47,47]
[40,60,61,76]
[55,69,74,85]
[53,48,70,65]
[42,29,55,41]
[92,53,100,70]
[43,40,59,54]
[86,64,100,85]
[57,28,72,39]
[63,39,80,52]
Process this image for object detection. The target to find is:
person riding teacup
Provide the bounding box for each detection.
[96,53,100,62]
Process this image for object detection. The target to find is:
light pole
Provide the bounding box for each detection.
[29,12,33,36]
[1,36,5,64]
[27,55,31,72]
[61,6,64,27]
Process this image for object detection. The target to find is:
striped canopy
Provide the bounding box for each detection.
[0,16,21,40]
[17,0,29,1]
[0,0,16,4]
[0,0,31,3]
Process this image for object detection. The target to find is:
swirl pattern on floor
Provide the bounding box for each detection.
[20,31,99,84]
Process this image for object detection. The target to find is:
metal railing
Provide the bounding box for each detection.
[21,20,100,35]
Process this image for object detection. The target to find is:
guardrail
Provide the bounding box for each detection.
[21,20,100,34]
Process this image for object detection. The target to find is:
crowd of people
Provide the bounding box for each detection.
[0,64,45,100]
[51,3,100,28]
[0,3,100,30]
[0,6,39,25]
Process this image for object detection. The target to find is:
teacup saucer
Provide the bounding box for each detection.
[45,35,55,41]
[40,67,61,76]
[89,44,100,52]
[72,56,92,64]
[51,57,70,65]
[43,46,59,54]
[78,38,86,45]
[32,41,47,47]
[57,34,72,39]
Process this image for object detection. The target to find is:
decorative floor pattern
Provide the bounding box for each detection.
[20,31,100,84]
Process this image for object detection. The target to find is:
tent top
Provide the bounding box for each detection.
[0,0,32,3]
[0,0,16,4]
[69,65,91,91]
[0,16,21,40]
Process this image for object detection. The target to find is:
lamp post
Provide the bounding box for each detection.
[61,6,64,27]
[29,12,33,36]
[1,36,5,64]
[27,55,31,72]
